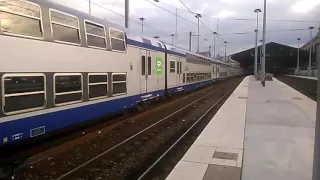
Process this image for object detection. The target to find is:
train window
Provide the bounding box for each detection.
[142,56,146,75]
[84,20,106,49]
[170,61,175,73]
[193,73,197,82]
[180,62,182,74]
[88,73,108,100]
[110,29,124,39]
[0,0,43,38]
[50,9,80,44]
[109,28,126,52]
[112,73,127,96]
[148,56,152,75]
[54,74,82,106]
[2,74,46,115]
[111,38,126,51]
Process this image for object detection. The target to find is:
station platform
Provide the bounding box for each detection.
[286,75,318,81]
[166,76,316,180]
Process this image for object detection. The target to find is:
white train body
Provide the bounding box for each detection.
[0,0,243,146]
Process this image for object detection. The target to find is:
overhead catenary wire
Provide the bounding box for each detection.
[64,0,318,53]
[84,0,171,36]
[177,0,215,34]
[215,17,320,23]
[157,0,197,14]
[144,0,198,27]
[149,1,319,23]
[178,0,196,16]
[220,28,309,36]
[145,0,217,41]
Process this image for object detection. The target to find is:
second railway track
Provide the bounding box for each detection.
[277,76,317,101]
[11,77,243,180]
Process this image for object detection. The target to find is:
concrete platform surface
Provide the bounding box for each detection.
[242,77,315,180]
[166,76,249,180]
[165,76,316,180]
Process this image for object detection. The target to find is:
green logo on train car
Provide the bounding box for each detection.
[156,57,162,75]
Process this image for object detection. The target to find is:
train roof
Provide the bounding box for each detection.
[163,43,234,66]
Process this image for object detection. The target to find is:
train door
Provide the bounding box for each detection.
[176,58,184,86]
[140,49,151,93]
[176,59,181,86]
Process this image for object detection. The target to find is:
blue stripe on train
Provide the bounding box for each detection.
[0,79,219,146]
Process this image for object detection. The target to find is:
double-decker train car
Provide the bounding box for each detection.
[0,0,243,148]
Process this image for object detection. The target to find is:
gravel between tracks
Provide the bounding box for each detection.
[11,78,241,180]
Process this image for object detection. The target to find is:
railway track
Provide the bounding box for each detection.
[277,76,317,101]
[10,77,242,180]
[137,87,235,180]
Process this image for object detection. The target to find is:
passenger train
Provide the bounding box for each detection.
[0,0,243,147]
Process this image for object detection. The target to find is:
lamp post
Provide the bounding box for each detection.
[89,0,91,15]
[139,17,145,34]
[258,39,262,76]
[296,38,301,74]
[309,26,315,76]
[254,29,258,76]
[313,28,320,180]
[224,41,228,62]
[125,0,129,28]
[189,31,192,51]
[213,32,217,59]
[195,14,202,53]
[254,8,261,78]
[261,0,267,86]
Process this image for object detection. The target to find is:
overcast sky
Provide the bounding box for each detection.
[50,0,320,56]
